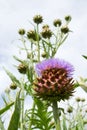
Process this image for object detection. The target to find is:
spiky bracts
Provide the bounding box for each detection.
[34,58,75,102]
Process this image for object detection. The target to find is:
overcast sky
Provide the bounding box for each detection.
[0,0,87,96]
[1,1,87,128]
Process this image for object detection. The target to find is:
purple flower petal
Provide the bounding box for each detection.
[35,58,74,77]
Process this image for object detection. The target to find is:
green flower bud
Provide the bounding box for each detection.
[41,52,47,58]
[61,26,69,34]
[27,53,34,59]
[81,98,85,102]
[76,97,81,102]
[27,30,41,41]
[53,19,62,27]
[42,24,49,29]
[33,59,38,62]
[65,15,72,22]
[33,15,43,24]
[27,30,36,41]
[41,28,52,39]
[67,106,73,113]
[10,83,17,90]
[18,63,27,74]
[18,29,25,35]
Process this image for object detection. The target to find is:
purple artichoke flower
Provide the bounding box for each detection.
[34,58,75,102]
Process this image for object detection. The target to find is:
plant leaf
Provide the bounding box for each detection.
[13,55,23,63]
[82,55,87,60]
[4,68,20,86]
[8,91,21,130]
[0,102,14,115]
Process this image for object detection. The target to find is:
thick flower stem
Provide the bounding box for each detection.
[52,101,61,130]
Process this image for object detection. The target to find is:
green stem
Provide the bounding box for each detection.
[52,101,61,130]
[21,36,29,57]
[20,86,24,130]
[28,24,40,130]
[37,24,40,61]
[30,42,34,82]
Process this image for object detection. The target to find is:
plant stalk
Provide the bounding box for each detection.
[37,24,40,61]
[20,88,24,130]
[52,101,61,130]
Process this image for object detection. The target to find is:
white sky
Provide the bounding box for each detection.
[0,0,87,96]
[1,1,87,128]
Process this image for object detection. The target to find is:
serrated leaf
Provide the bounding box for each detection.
[4,68,20,86]
[82,55,87,60]
[13,55,23,63]
[0,102,14,115]
[7,91,21,130]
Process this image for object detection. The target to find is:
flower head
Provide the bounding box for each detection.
[18,63,28,74]
[10,83,17,90]
[65,15,72,22]
[34,58,75,102]
[33,15,43,24]
[61,26,69,34]
[18,29,25,35]
[41,27,52,39]
[53,19,62,27]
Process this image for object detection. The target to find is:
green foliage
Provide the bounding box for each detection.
[7,91,21,130]
[25,98,54,130]
[0,102,14,115]
[82,55,87,60]
[4,68,20,86]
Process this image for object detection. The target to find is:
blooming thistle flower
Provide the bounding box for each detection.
[34,58,75,102]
